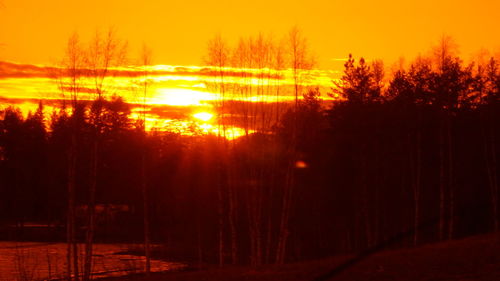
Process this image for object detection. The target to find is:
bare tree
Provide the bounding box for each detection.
[56,31,85,281]
[276,26,314,264]
[432,35,458,241]
[206,34,229,266]
[287,26,314,106]
[140,43,152,275]
[204,28,314,266]
[83,28,127,281]
[206,34,230,137]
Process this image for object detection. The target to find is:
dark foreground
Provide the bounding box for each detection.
[100,232,500,281]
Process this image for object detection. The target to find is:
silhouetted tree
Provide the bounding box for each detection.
[84,28,127,281]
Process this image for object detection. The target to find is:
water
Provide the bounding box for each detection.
[0,242,186,280]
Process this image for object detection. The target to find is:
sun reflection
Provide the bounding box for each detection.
[199,123,213,133]
[193,112,213,122]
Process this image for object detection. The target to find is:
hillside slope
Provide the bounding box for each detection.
[105,232,500,281]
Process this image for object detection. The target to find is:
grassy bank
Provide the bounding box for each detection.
[100,232,500,281]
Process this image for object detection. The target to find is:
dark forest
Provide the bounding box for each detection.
[1,43,500,276]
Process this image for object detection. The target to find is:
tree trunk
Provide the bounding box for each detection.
[446,113,454,240]
[411,110,422,246]
[439,111,446,241]
[488,120,499,232]
[227,162,238,265]
[66,143,73,281]
[360,150,371,249]
[83,138,97,281]
[141,151,151,275]
[216,162,225,267]
[276,160,294,264]
[67,120,79,281]
[483,108,499,232]
[196,214,203,266]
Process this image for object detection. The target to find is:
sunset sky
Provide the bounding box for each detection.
[1,0,500,135]
[1,0,500,68]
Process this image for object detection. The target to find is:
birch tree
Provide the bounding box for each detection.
[57,31,85,281]
[83,28,127,281]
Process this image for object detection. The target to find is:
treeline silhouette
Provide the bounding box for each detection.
[1,45,500,269]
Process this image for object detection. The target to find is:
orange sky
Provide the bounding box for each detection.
[1,0,500,69]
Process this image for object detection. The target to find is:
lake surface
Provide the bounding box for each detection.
[0,241,186,280]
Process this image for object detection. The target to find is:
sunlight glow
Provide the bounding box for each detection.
[153,88,215,106]
[193,112,213,122]
[0,62,336,140]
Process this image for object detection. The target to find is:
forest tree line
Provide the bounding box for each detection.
[0,32,500,271]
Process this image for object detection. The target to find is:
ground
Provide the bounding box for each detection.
[101,232,500,281]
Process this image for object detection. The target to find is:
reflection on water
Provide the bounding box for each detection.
[0,242,186,280]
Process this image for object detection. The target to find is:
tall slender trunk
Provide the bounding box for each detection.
[488,119,499,232]
[276,160,294,264]
[372,110,382,248]
[216,161,225,266]
[66,227,72,280]
[67,114,79,281]
[483,108,499,231]
[446,113,454,239]
[227,164,238,265]
[141,151,151,275]
[276,54,300,263]
[256,169,264,266]
[264,206,273,264]
[439,110,446,241]
[246,167,262,266]
[264,169,276,264]
[246,191,256,265]
[249,165,265,266]
[411,109,422,246]
[414,127,422,246]
[359,149,371,249]
[66,134,76,281]
[65,152,73,280]
[141,53,152,275]
[83,125,98,281]
[196,213,203,266]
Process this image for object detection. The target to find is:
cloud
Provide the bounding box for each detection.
[0,61,57,78]
[59,86,96,94]
[0,61,286,80]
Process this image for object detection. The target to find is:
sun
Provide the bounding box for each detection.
[193,112,213,122]
[154,88,215,106]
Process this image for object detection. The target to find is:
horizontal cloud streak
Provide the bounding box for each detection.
[0,61,286,80]
[0,60,337,134]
